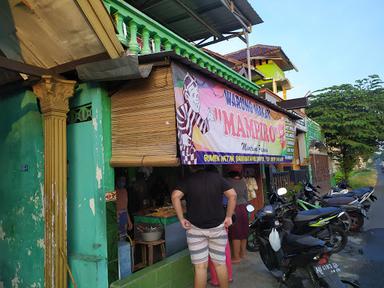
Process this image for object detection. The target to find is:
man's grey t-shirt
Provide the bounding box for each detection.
[175,170,233,229]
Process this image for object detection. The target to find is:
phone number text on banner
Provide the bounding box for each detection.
[197,152,289,165]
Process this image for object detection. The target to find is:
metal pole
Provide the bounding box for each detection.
[245,29,251,81]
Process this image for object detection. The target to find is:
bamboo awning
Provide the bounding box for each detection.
[110,65,179,167]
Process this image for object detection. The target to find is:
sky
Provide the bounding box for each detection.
[207,0,384,98]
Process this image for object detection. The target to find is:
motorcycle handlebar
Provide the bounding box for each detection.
[274,202,297,218]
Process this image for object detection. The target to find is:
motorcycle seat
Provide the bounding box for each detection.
[352,187,372,193]
[295,207,341,222]
[323,196,355,206]
[344,187,372,198]
[329,187,373,199]
[286,233,325,248]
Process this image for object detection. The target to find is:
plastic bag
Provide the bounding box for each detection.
[268,228,281,252]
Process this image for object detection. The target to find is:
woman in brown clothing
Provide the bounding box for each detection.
[226,165,249,263]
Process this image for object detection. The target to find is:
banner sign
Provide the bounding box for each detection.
[295,116,307,132]
[172,63,293,165]
[285,119,296,161]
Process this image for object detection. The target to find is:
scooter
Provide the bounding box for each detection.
[303,183,370,232]
[296,197,352,233]
[247,190,348,253]
[325,182,376,206]
[247,188,359,288]
[271,188,348,253]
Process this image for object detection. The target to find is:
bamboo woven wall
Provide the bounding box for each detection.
[111,66,179,166]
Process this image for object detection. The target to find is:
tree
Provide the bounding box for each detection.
[307,75,384,180]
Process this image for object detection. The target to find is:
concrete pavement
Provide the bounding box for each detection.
[207,253,278,288]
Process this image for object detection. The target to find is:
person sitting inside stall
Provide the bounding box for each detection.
[116,175,133,239]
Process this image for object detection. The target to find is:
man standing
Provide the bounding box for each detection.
[172,166,237,288]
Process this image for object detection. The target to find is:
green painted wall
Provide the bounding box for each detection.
[255,61,285,86]
[0,89,44,287]
[111,250,193,288]
[67,83,114,288]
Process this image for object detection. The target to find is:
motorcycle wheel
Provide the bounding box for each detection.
[246,230,259,252]
[259,242,280,271]
[339,213,352,232]
[307,267,324,288]
[329,226,348,253]
[348,212,364,232]
[280,271,306,288]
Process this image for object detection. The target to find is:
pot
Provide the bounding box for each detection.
[142,230,162,242]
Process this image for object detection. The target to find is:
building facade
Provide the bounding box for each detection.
[0,1,329,287]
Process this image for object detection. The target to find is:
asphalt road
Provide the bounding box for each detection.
[333,164,384,288]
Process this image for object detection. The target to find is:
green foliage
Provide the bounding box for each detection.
[307,75,384,180]
[334,170,344,184]
[348,168,377,189]
[286,182,304,200]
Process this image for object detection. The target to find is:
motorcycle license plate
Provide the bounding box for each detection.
[314,263,341,278]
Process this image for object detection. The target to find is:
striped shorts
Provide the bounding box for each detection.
[186,223,228,265]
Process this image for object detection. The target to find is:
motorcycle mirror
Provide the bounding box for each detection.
[277,187,288,196]
[246,204,255,213]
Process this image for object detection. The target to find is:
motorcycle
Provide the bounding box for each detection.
[327,182,376,207]
[296,196,352,233]
[272,187,348,253]
[303,183,370,232]
[247,189,348,253]
[247,188,359,288]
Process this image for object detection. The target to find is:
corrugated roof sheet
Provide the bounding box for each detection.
[125,0,263,42]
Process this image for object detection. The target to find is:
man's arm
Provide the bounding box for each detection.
[223,188,237,228]
[171,189,191,230]
[127,213,133,231]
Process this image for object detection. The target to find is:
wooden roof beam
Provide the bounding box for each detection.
[75,0,124,58]
[196,32,243,47]
[0,56,49,76]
